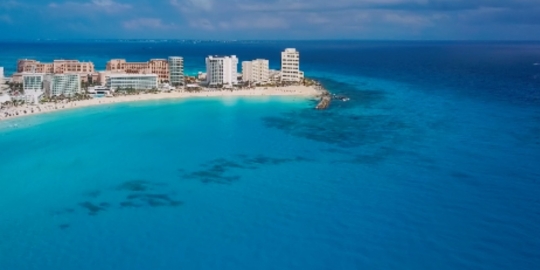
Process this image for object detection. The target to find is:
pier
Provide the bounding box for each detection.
[316,92,332,110]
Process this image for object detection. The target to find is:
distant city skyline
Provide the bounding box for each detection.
[1,0,540,40]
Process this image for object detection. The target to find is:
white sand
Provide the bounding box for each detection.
[0,85,322,121]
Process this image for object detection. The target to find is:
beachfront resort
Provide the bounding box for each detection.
[0,48,323,120]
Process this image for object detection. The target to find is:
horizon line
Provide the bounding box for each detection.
[0,39,539,43]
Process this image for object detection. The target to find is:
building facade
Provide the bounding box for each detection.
[205,55,238,87]
[106,59,169,82]
[22,74,44,92]
[242,59,270,84]
[168,57,184,87]
[105,74,158,90]
[46,74,81,97]
[280,48,303,83]
[17,60,54,73]
[16,59,95,83]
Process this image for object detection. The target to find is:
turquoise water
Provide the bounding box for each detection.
[1,41,540,269]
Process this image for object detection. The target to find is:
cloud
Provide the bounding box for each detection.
[48,0,132,14]
[123,18,177,30]
[188,18,215,30]
[170,0,213,12]
[235,0,540,13]
[0,0,24,9]
[218,16,289,30]
[2,0,540,39]
[383,13,433,27]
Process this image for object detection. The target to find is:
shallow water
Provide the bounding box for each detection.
[1,41,539,269]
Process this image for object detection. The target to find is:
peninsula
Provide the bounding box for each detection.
[0,48,328,121]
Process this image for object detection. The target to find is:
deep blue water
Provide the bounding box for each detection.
[1,41,540,269]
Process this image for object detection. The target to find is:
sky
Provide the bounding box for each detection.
[0,0,540,40]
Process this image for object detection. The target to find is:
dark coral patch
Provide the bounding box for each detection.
[245,156,292,165]
[58,224,70,230]
[241,155,313,166]
[116,180,153,192]
[79,202,106,216]
[183,170,241,184]
[263,110,409,148]
[119,201,143,208]
[200,175,241,184]
[260,79,412,150]
[182,161,242,184]
[181,155,313,184]
[208,158,249,169]
[125,194,183,208]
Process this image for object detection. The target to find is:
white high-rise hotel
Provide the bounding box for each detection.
[281,48,304,83]
[242,59,269,84]
[168,57,184,86]
[0,67,5,90]
[106,74,158,90]
[47,74,81,96]
[205,55,238,87]
[23,74,45,92]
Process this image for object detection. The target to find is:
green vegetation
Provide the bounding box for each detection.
[1,100,25,108]
[41,92,92,103]
[113,87,162,96]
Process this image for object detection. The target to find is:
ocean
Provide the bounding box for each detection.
[0,40,539,269]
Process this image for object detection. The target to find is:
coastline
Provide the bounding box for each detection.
[0,85,322,122]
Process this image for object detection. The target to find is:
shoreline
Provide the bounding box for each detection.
[0,85,322,122]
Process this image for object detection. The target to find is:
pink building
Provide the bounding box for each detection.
[16,59,97,83]
[106,59,169,82]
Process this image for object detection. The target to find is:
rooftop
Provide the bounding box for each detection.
[106,73,158,78]
[207,55,237,59]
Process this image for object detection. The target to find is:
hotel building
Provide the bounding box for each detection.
[17,60,54,73]
[242,59,270,84]
[168,57,184,87]
[105,74,158,90]
[205,55,238,87]
[106,59,169,82]
[45,74,81,97]
[22,74,45,92]
[280,48,304,83]
[16,59,96,83]
[0,67,4,86]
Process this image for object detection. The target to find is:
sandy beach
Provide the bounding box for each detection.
[0,85,322,121]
